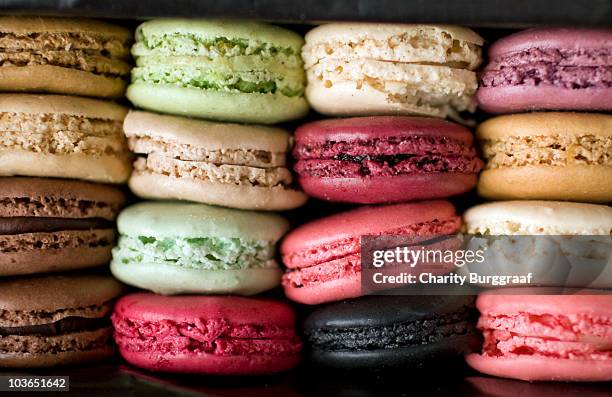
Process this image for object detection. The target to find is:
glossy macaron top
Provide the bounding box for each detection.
[304,294,475,330]
[0,275,123,313]
[294,116,475,146]
[0,16,131,41]
[476,112,612,140]
[124,110,292,154]
[0,177,125,220]
[488,27,612,58]
[476,288,612,318]
[113,293,296,326]
[117,201,289,241]
[281,201,458,264]
[464,201,612,235]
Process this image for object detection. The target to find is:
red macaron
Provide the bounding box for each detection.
[292,116,482,203]
[112,293,302,375]
[281,201,461,305]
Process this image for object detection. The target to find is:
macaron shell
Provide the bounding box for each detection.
[0,343,114,368]
[298,173,477,204]
[478,165,612,203]
[127,82,309,125]
[477,85,612,113]
[110,260,282,296]
[129,171,308,211]
[466,354,612,382]
[284,273,361,305]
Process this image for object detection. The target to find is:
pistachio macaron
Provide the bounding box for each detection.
[110,201,289,295]
[124,111,307,211]
[127,19,308,124]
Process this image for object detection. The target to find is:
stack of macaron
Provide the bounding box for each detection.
[0,16,131,368]
[109,19,308,375]
[277,23,487,371]
[463,27,612,381]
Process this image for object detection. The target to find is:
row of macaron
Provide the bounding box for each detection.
[1,17,611,122]
[3,272,611,381]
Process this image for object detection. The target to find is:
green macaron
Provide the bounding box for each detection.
[110,201,289,295]
[127,19,309,124]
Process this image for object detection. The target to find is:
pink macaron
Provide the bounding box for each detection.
[112,293,302,375]
[478,27,612,113]
[292,116,483,204]
[466,289,612,381]
[281,201,461,305]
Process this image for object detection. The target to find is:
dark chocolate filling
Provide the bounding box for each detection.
[306,307,477,351]
[0,217,113,235]
[0,316,109,336]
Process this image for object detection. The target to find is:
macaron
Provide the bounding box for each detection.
[466,289,612,381]
[281,201,461,305]
[477,112,612,202]
[0,177,125,276]
[128,19,308,124]
[303,295,480,370]
[111,201,288,295]
[0,274,123,368]
[293,116,483,203]
[124,110,307,211]
[0,94,131,183]
[302,23,483,119]
[478,27,612,113]
[462,201,612,289]
[112,293,302,375]
[0,16,131,99]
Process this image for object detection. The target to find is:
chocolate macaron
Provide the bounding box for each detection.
[0,274,123,368]
[0,177,125,276]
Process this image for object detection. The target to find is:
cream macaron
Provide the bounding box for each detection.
[462,201,612,289]
[124,110,307,211]
[302,23,483,120]
[477,112,612,203]
[0,94,131,183]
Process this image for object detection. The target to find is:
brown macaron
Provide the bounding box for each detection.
[0,16,131,98]
[477,112,612,203]
[0,274,123,368]
[0,177,125,276]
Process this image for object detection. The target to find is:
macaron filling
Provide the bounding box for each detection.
[112,315,302,357]
[478,312,612,360]
[307,305,476,351]
[113,235,276,270]
[480,48,612,89]
[282,218,461,289]
[481,134,612,168]
[293,136,482,178]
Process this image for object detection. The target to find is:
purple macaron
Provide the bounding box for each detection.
[477,28,612,113]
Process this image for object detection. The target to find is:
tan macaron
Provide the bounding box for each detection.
[0,16,131,98]
[302,23,483,120]
[0,94,131,183]
[477,112,612,203]
[124,110,308,211]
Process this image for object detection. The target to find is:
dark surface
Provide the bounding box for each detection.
[0,0,611,26]
[0,217,112,235]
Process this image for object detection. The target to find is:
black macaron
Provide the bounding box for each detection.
[302,294,481,370]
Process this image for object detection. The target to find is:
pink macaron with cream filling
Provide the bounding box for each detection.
[281,201,461,305]
[112,293,302,375]
[466,288,612,381]
[292,116,483,203]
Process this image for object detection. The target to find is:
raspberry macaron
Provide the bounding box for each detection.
[293,116,483,204]
[281,201,461,305]
[112,293,302,375]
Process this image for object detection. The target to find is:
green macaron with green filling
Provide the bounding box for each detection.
[127,19,309,124]
[110,201,289,295]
